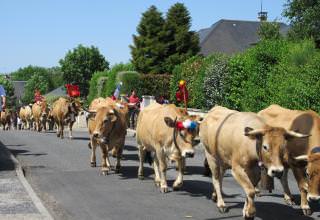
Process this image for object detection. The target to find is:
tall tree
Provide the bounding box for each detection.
[10,65,48,81]
[163,3,200,73]
[283,0,320,48]
[22,74,49,104]
[130,5,166,74]
[59,45,109,97]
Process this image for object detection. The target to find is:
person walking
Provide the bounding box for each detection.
[0,85,6,112]
[128,90,140,129]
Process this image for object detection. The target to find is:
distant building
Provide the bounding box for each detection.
[12,81,26,104]
[44,86,66,97]
[198,19,290,56]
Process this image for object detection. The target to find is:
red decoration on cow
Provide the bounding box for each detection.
[175,80,188,111]
[65,84,80,97]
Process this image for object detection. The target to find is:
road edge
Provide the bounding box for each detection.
[7,149,54,220]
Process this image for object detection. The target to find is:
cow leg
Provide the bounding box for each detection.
[291,166,311,216]
[153,154,161,187]
[90,138,97,167]
[280,167,295,205]
[115,145,123,174]
[60,122,64,139]
[205,151,226,212]
[100,144,111,175]
[232,165,256,219]
[173,157,184,190]
[69,122,74,139]
[156,148,168,193]
[138,145,146,179]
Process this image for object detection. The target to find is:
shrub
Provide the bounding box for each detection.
[170,55,215,109]
[203,54,230,109]
[138,74,171,99]
[87,71,108,103]
[103,63,135,97]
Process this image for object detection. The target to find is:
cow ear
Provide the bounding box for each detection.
[294,155,308,167]
[244,127,264,139]
[164,117,175,128]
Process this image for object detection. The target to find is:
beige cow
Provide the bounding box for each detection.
[0,109,11,130]
[32,101,48,132]
[51,97,82,139]
[259,104,320,215]
[136,103,200,193]
[19,105,33,129]
[87,97,128,175]
[200,106,308,219]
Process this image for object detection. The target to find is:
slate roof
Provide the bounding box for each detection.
[199,19,290,56]
[44,86,66,97]
[12,81,26,99]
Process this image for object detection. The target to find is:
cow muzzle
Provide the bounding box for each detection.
[267,166,284,178]
[182,149,195,158]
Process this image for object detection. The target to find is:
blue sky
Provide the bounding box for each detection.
[0,0,287,73]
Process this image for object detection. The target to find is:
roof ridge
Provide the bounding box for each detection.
[200,19,224,46]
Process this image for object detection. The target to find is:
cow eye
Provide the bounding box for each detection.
[263,145,269,151]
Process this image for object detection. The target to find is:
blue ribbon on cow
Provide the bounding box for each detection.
[189,121,197,130]
[311,146,320,154]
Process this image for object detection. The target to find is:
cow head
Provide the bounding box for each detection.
[245,127,310,178]
[91,106,117,143]
[294,147,320,202]
[164,116,201,158]
[68,98,82,115]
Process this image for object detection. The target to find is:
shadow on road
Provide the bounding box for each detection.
[119,165,154,180]
[0,143,15,171]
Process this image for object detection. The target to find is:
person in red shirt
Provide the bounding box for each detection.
[128,90,140,129]
[34,89,43,105]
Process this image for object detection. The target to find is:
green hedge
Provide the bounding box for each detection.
[87,71,108,103]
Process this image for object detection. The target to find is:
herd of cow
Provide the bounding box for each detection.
[2,96,320,219]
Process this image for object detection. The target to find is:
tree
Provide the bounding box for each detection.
[130,6,167,74]
[59,44,109,97]
[22,74,49,104]
[283,0,320,48]
[163,3,200,73]
[258,21,282,41]
[10,65,48,81]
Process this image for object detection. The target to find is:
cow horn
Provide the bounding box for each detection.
[109,109,115,114]
[244,127,265,136]
[285,130,311,138]
[294,155,308,161]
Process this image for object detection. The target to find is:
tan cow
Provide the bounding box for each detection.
[87,97,128,175]
[136,103,200,193]
[199,106,308,219]
[51,97,82,139]
[0,109,12,130]
[19,105,33,129]
[258,104,320,215]
[32,101,48,132]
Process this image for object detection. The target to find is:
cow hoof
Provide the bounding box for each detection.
[138,175,144,180]
[172,182,183,191]
[100,171,109,176]
[218,206,227,213]
[57,133,60,137]
[302,208,312,216]
[69,136,73,140]
[90,162,96,167]
[115,167,120,174]
[284,197,295,206]
[160,187,168,193]
[154,181,161,187]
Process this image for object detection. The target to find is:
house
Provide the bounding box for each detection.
[198,19,290,56]
[12,81,26,103]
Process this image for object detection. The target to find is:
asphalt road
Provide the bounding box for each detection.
[0,129,319,220]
